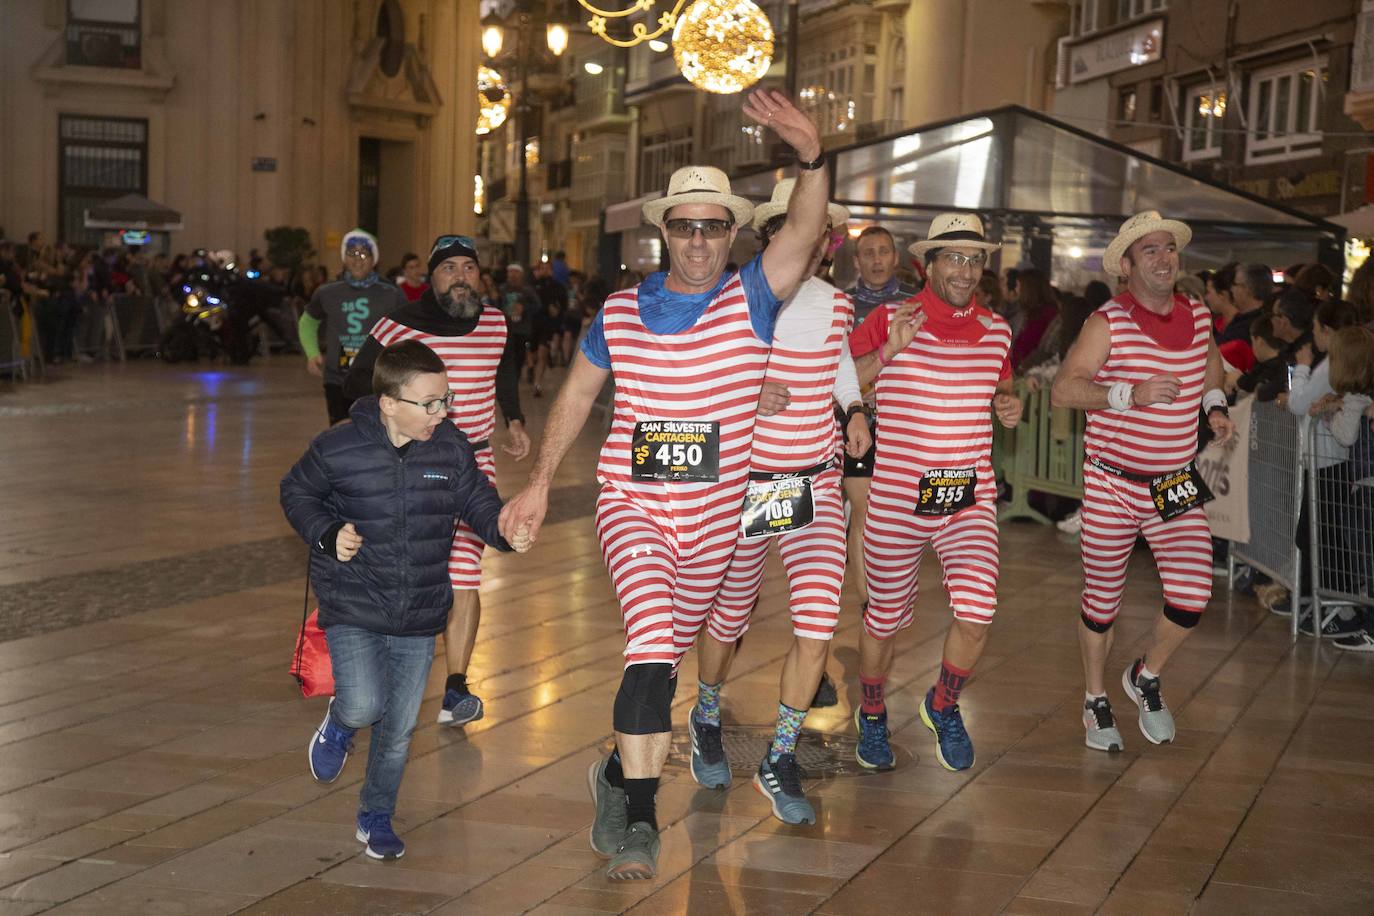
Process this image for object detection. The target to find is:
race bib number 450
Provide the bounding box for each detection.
[915,467,977,516]
[631,421,721,482]
[1149,462,1214,521]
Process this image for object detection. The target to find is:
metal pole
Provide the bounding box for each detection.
[784,0,799,98]
[515,11,531,265]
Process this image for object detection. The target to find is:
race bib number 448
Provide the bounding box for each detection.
[631,421,721,482]
[1149,462,1213,521]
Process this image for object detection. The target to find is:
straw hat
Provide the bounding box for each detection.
[1101,210,1191,279]
[641,165,754,229]
[907,213,1001,258]
[750,178,850,233]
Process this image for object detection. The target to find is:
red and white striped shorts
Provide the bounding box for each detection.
[448,446,497,590]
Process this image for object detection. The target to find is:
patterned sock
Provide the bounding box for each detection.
[859,674,886,714]
[931,659,971,712]
[604,749,624,788]
[769,703,808,762]
[623,777,659,830]
[445,672,468,694]
[696,680,723,725]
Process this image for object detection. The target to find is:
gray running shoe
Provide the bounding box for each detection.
[606,821,660,880]
[688,705,731,789]
[1082,696,1124,753]
[1121,659,1175,745]
[1334,629,1374,652]
[586,755,627,858]
[753,752,816,825]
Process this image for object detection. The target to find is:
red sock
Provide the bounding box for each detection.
[932,659,972,712]
[860,675,886,714]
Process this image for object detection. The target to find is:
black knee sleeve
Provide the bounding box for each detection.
[1163,603,1201,629]
[1080,612,1113,634]
[613,663,675,735]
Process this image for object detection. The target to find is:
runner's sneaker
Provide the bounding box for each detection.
[308,699,355,784]
[853,708,895,770]
[1334,628,1374,652]
[586,754,627,858]
[1082,696,1124,753]
[1056,508,1083,534]
[811,672,839,708]
[1121,659,1175,744]
[688,705,731,789]
[1297,608,1365,639]
[919,688,975,771]
[606,821,660,880]
[437,688,484,726]
[753,752,816,825]
[356,811,405,860]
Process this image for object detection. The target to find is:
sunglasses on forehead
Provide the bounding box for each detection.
[664,218,734,240]
[430,235,477,255]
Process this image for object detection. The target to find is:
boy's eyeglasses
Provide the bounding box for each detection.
[394,391,455,415]
[664,219,733,240]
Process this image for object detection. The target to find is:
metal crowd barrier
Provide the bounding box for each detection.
[1307,417,1373,631]
[997,384,1085,524]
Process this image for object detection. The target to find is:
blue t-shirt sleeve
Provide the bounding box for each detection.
[739,253,783,342]
[579,309,611,369]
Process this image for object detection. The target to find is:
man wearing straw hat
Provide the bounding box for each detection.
[690,178,870,825]
[1052,211,1235,752]
[498,89,830,880]
[848,213,1022,773]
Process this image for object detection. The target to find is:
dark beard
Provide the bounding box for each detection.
[437,282,482,319]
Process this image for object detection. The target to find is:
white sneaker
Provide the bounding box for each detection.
[1057,509,1083,534]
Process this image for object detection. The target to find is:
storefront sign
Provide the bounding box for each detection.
[1233,170,1341,202]
[1069,19,1164,85]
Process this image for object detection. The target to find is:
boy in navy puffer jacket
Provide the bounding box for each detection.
[281,339,530,860]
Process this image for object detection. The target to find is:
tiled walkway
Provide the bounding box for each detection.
[0,359,1370,915]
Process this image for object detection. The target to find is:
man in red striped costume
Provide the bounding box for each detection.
[499,90,829,881]
[691,178,870,825]
[1053,212,1235,751]
[848,214,1022,773]
[344,236,529,728]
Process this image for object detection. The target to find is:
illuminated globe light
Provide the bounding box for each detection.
[476,65,511,135]
[672,0,774,95]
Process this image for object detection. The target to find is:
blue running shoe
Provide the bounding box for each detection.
[919,688,975,771]
[356,811,405,860]
[854,708,895,770]
[754,753,816,825]
[308,699,355,784]
[437,688,484,726]
[689,705,732,789]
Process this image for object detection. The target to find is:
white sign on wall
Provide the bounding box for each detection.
[1069,19,1164,85]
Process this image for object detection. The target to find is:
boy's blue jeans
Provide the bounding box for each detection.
[325,624,435,817]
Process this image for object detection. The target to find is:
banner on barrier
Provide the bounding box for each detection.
[1199,395,1253,543]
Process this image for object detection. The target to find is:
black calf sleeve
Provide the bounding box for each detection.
[1080,612,1114,634]
[1163,603,1201,629]
[613,663,675,735]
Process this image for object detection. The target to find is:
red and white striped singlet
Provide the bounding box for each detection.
[1084,294,1210,475]
[750,282,851,473]
[369,306,509,443]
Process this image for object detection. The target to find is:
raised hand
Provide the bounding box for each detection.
[741,90,821,161]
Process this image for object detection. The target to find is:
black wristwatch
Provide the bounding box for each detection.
[797,153,826,171]
[845,404,867,422]
[1206,405,1229,418]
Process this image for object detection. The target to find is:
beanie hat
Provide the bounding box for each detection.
[428,235,480,275]
[340,229,379,265]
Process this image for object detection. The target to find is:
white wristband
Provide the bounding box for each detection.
[1202,388,1227,413]
[1107,382,1134,412]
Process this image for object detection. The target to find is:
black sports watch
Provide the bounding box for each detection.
[845,403,867,422]
[796,153,826,171]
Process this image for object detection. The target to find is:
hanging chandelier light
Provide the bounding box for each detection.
[672,0,774,95]
[475,65,511,135]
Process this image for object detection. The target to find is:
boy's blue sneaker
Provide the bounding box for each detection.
[919,688,975,771]
[854,708,895,770]
[688,705,732,789]
[308,699,355,784]
[437,688,484,726]
[356,811,405,860]
[753,753,816,825]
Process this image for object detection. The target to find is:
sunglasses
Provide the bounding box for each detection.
[665,219,733,240]
[431,235,477,256]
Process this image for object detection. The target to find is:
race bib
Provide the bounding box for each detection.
[915,467,977,516]
[1149,461,1214,521]
[631,421,720,482]
[740,476,815,539]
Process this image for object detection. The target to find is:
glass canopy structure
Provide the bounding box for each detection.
[731,106,1343,291]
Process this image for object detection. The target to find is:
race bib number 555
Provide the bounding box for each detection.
[915,467,977,516]
[631,421,720,482]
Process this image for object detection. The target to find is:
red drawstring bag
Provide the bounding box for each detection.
[290,607,334,697]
